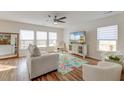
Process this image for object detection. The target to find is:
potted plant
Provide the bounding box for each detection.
[105,54,123,64]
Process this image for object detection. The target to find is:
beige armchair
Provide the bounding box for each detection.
[82,62,122,81]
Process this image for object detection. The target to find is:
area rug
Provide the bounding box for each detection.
[58,53,88,75]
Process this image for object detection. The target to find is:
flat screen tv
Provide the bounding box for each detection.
[70,31,86,44]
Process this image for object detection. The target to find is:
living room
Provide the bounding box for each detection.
[0,11,124,81]
[1,0,124,93]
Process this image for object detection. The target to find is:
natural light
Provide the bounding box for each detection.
[20,30,57,49]
[36,31,47,47]
[20,30,34,49]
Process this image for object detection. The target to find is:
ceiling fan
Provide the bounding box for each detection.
[48,15,66,24]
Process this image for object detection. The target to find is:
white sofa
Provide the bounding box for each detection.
[82,62,122,81]
[27,52,59,79]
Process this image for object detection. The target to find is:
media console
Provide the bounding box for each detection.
[69,44,87,58]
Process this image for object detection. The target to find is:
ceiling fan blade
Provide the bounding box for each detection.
[57,20,66,23]
[47,15,66,24]
[57,17,66,20]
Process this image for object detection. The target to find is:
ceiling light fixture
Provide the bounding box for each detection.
[53,22,58,25]
[48,15,66,25]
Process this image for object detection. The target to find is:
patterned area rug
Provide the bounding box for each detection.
[58,53,88,75]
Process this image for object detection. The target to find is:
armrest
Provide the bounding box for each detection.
[82,64,105,72]
[32,53,58,60]
[98,62,115,66]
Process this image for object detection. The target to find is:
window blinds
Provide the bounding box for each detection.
[97,25,118,40]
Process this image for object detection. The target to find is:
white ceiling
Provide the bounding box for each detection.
[0,11,122,28]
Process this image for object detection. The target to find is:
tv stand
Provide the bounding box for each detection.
[69,43,87,59]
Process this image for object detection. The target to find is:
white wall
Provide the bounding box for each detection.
[0,20,64,57]
[64,13,124,59]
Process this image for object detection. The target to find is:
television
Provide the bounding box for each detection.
[70,31,86,44]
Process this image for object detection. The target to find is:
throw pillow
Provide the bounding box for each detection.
[28,44,35,54]
[31,45,41,57]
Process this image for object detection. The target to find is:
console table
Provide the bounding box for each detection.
[69,44,87,59]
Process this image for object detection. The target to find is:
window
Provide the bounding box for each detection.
[49,32,57,47]
[20,30,34,49]
[36,31,47,47]
[20,30,58,49]
[97,25,118,52]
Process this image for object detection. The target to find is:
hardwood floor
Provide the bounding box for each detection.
[0,57,29,81]
[32,68,83,81]
[0,56,124,81]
